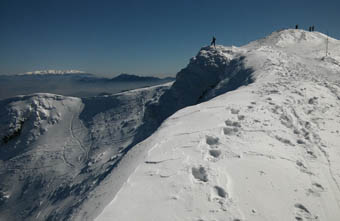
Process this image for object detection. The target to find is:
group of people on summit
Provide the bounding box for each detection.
[308,26,315,32]
[210,24,317,48]
[296,24,316,32]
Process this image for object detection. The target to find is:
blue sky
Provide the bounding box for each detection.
[1,0,339,76]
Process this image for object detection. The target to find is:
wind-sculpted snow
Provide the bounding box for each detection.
[96,30,340,221]
[134,45,254,144]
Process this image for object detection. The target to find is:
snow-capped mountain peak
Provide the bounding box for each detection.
[245,29,340,60]
[21,69,86,75]
[247,29,336,47]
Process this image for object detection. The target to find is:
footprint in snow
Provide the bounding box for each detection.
[308,97,318,105]
[294,203,319,221]
[307,182,325,197]
[275,135,295,146]
[237,115,245,120]
[223,127,239,135]
[208,185,230,211]
[230,108,240,115]
[213,185,227,198]
[297,139,305,144]
[206,135,219,146]
[209,149,222,158]
[204,135,222,161]
[225,120,241,127]
[312,182,324,191]
[192,166,208,182]
[306,150,317,159]
[296,160,313,175]
[223,120,241,136]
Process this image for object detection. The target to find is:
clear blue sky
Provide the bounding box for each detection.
[1,0,339,76]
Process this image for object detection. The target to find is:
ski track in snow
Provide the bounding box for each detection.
[70,103,88,163]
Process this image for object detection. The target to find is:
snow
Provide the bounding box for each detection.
[96,30,340,221]
[21,70,86,75]
[1,29,340,221]
[0,85,170,221]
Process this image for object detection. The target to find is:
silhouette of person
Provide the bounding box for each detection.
[312,25,315,31]
[295,24,298,29]
[211,36,216,47]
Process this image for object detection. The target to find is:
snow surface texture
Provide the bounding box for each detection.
[1,29,340,221]
[96,29,340,221]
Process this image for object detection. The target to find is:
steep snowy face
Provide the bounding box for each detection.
[0,85,169,221]
[0,94,84,220]
[96,30,340,221]
[136,45,254,140]
[0,94,80,159]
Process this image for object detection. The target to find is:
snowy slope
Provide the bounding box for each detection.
[96,30,340,221]
[0,84,170,221]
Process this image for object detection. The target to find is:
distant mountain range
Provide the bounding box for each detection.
[2,71,175,82]
[21,69,86,75]
[110,73,174,82]
[0,71,175,100]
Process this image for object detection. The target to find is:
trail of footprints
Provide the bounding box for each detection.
[189,103,325,220]
[264,94,328,220]
[294,203,319,221]
[223,108,244,136]
[190,107,245,220]
[190,135,234,218]
[205,135,222,159]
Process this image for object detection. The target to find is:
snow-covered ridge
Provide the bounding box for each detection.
[95,29,340,221]
[21,69,86,75]
[246,29,338,48]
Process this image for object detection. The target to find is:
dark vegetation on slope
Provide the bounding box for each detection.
[1,120,25,144]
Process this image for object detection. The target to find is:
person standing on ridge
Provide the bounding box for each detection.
[211,36,216,48]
